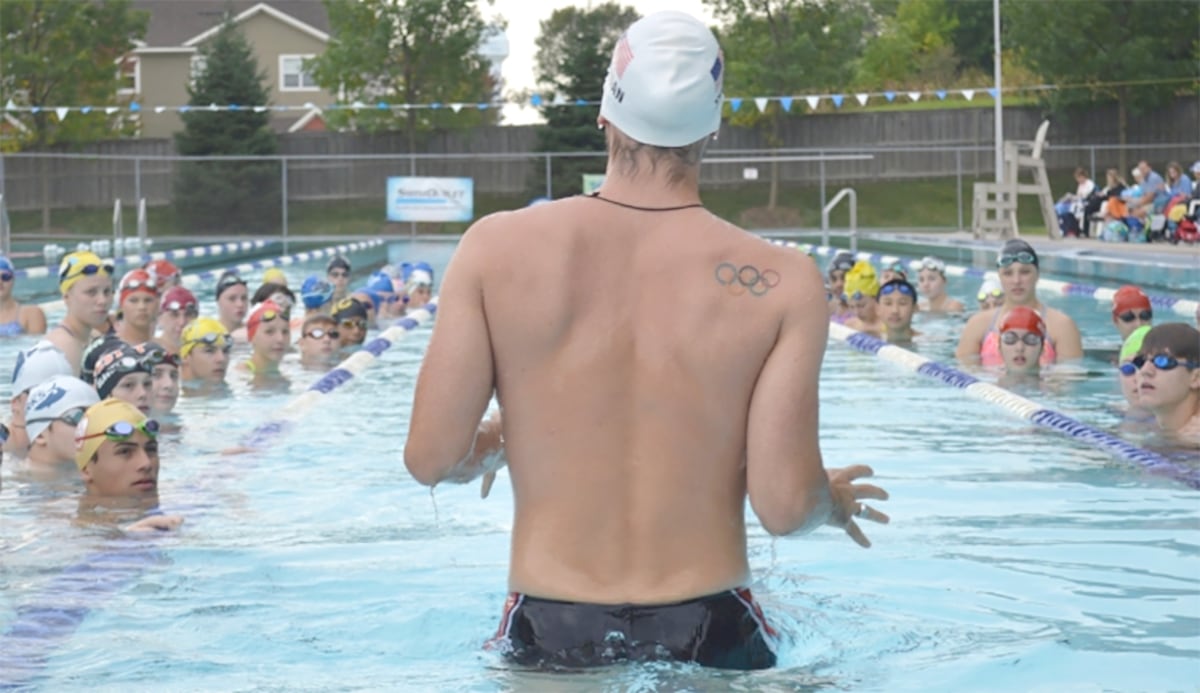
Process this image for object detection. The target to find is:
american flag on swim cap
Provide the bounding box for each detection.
[614,34,634,78]
[711,49,724,85]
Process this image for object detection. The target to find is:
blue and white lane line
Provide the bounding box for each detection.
[240,298,439,448]
[0,298,437,689]
[13,239,274,280]
[772,240,1200,318]
[828,322,1199,489]
[32,239,385,312]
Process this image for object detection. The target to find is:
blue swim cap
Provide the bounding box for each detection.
[300,275,333,309]
[0,256,14,274]
[366,271,394,295]
[413,261,434,281]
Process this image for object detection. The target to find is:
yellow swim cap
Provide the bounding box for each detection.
[262,267,288,286]
[1119,325,1152,363]
[59,251,114,295]
[74,398,152,470]
[843,260,880,299]
[180,317,230,358]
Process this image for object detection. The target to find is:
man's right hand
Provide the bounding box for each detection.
[825,465,889,548]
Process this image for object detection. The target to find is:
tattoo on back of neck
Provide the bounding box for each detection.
[714,262,780,297]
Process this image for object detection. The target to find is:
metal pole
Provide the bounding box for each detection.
[818,149,827,225]
[134,157,141,209]
[993,0,1003,183]
[956,149,964,230]
[1089,145,1096,179]
[281,158,289,255]
[409,153,416,238]
[545,154,552,199]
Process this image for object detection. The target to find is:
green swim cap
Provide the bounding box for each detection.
[1119,325,1151,362]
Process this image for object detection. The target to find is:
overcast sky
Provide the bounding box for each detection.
[480,0,715,124]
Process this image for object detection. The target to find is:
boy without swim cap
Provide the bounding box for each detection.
[25,375,99,444]
[599,11,724,147]
[180,317,230,358]
[327,255,351,274]
[74,398,153,471]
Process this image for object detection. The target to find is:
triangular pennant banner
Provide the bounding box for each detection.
[552,94,567,106]
[529,94,542,107]
[779,97,793,112]
[180,105,190,113]
[961,89,975,101]
[936,90,947,100]
[805,96,820,110]
[31,107,41,114]
[253,106,266,112]
[477,103,489,110]
[430,102,442,110]
[907,91,921,102]
[154,106,166,113]
[105,106,119,115]
[855,93,869,106]
[986,88,999,99]
[129,102,140,112]
[754,97,768,112]
[55,107,69,122]
[575,98,588,106]
[884,91,896,103]
[351,100,365,110]
[80,106,92,114]
[450,103,463,113]
[831,94,844,108]
[729,98,742,112]
[4,99,14,111]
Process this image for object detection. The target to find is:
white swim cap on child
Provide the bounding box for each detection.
[599,11,724,148]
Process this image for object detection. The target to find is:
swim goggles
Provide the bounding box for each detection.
[163,299,199,317]
[182,332,232,352]
[1116,310,1152,323]
[268,293,294,312]
[1000,330,1043,347]
[885,261,907,274]
[59,261,114,281]
[997,251,1037,268]
[977,287,1004,301]
[257,308,283,323]
[27,406,88,427]
[0,271,13,282]
[216,274,247,294]
[327,269,349,279]
[339,318,367,330]
[304,328,339,340]
[920,257,946,274]
[120,277,157,294]
[879,282,916,298]
[79,418,160,443]
[1119,353,1200,376]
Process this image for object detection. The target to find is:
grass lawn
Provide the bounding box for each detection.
[9,174,1058,240]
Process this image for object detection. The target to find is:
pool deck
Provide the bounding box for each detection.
[881,231,1200,270]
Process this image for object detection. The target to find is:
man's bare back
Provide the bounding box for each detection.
[409,193,850,603]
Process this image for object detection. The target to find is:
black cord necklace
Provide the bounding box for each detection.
[585,191,704,212]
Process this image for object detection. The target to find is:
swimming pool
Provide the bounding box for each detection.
[1,239,1196,691]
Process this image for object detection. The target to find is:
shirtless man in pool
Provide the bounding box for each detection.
[405,11,888,672]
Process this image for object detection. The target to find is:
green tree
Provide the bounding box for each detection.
[1005,0,1200,166]
[947,0,994,76]
[308,0,495,149]
[531,2,639,198]
[856,0,959,89]
[173,14,280,234]
[706,0,867,209]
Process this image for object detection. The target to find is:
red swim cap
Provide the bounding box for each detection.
[999,306,1045,338]
[1111,285,1151,317]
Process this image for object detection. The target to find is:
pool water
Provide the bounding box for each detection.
[1,240,1196,691]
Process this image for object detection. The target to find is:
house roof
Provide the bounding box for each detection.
[133,0,329,47]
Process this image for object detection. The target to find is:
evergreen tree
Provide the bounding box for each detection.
[173,14,279,234]
[531,3,639,199]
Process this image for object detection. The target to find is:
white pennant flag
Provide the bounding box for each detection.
[552,94,567,106]
[154,106,166,113]
[450,103,463,113]
[105,106,119,115]
[961,89,975,101]
[907,91,921,102]
[55,107,69,122]
[253,106,267,112]
[4,99,14,112]
[754,97,769,112]
[805,95,820,110]
[855,93,869,106]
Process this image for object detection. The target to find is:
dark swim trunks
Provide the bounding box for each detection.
[488,588,778,671]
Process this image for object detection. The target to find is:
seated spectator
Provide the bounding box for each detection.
[1165,161,1193,200]
[1131,160,1166,219]
[1056,167,1096,237]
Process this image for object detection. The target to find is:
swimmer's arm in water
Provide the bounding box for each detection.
[954,309,991,363]
[405,219,501,487]
[125,514,184,532]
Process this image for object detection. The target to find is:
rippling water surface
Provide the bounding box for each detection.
[1,241,1196,691]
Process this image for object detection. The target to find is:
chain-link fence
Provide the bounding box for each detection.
[1,142,1196,243]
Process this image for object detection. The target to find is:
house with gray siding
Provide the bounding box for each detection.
[126,0,334,138]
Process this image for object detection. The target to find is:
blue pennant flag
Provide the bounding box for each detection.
[530,94,543,107]
[575,98,588,106]
[431,102,442,109]
[730,98,742,112]
[80,106,92,114]
[884,91,895,103]
[229,104,239,111]
[477,103,489,110]
[31,106,41,114]
[129,102,140,112]
[377,102,390,110]
[779,97,793,112]
[986,88,999,99]
[180,105,191,113]
[936,90,947,100]
[831,94,844,108]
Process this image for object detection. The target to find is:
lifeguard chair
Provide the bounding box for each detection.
[972,120,1058,240]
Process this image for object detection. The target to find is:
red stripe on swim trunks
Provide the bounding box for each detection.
[614,35,633,78]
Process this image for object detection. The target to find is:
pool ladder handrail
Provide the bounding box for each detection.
[821,187,858,254]
[0,194,10,257]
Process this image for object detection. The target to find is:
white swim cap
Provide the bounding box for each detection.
[599,11,724,148]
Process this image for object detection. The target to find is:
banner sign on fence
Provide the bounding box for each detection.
[386,177,474,222]
[582,174,605,195]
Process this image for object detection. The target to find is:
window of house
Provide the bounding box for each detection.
[279,54,318,91]
[117,56,139,95]
[190,55,207,86]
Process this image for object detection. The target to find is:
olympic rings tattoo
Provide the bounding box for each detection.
[714,262,781,297]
